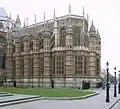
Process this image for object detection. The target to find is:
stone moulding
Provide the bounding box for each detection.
[42,92,99,100]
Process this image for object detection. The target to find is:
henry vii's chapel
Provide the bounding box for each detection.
[0,6,101,88]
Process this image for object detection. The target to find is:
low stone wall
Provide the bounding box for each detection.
[3,78,102,88]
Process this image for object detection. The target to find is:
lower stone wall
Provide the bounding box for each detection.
[54,78,65,88]
[4,77,102,88]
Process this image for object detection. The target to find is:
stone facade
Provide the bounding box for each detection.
[5,11,101,88]
[0,7,12,82]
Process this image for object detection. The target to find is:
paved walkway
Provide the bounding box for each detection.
[0,94,39,102]
[1,87,120,109]
[112,100,120,109]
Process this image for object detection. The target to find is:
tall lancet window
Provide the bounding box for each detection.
[73,26,80,46]
[60,28,66,46]
[84,27,89,48]
[39,33,43,49]
[51,34,55,49]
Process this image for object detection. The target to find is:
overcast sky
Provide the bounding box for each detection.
[1,0,120,75]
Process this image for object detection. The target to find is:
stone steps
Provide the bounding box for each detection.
[0,92,13,97]
[0,93,13,97]
[0,92,7,94]
[0,96,41,107]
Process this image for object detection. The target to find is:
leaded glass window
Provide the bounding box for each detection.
[60,28,66,46]
[73,26,80,46]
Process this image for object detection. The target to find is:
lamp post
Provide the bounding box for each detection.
[118,71,120,94]
[114,67,117,97]
[106,61,110,102]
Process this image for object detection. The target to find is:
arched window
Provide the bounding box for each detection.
[59,28,66,46]
[39,32,44,49]
[29,40,33,51]
[20,40,24,52]
[84,35,89,47]
[73,26,80,46]
[0,22,4,31]
[75,55,83,75]
[51,34,55,49]
[0,56,3,68]
[2,54,5,69]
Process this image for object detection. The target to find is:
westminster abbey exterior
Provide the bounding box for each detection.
[3,7,101,88]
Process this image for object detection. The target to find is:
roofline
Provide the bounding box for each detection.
[26,14,87,29]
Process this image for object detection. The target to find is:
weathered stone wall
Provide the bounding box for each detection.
[5,14,101,88]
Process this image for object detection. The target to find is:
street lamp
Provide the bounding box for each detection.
[106,61,110,102]
[114,67,117,97]
[118,71,120,94]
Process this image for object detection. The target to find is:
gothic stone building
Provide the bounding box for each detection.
[0,7,12,81]
[5,10,101,88]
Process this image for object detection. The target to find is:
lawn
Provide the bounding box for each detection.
[0,87,95,97]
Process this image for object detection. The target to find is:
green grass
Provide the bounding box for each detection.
[0,87,94,97]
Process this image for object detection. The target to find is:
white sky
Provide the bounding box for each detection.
[1,0,120,75]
